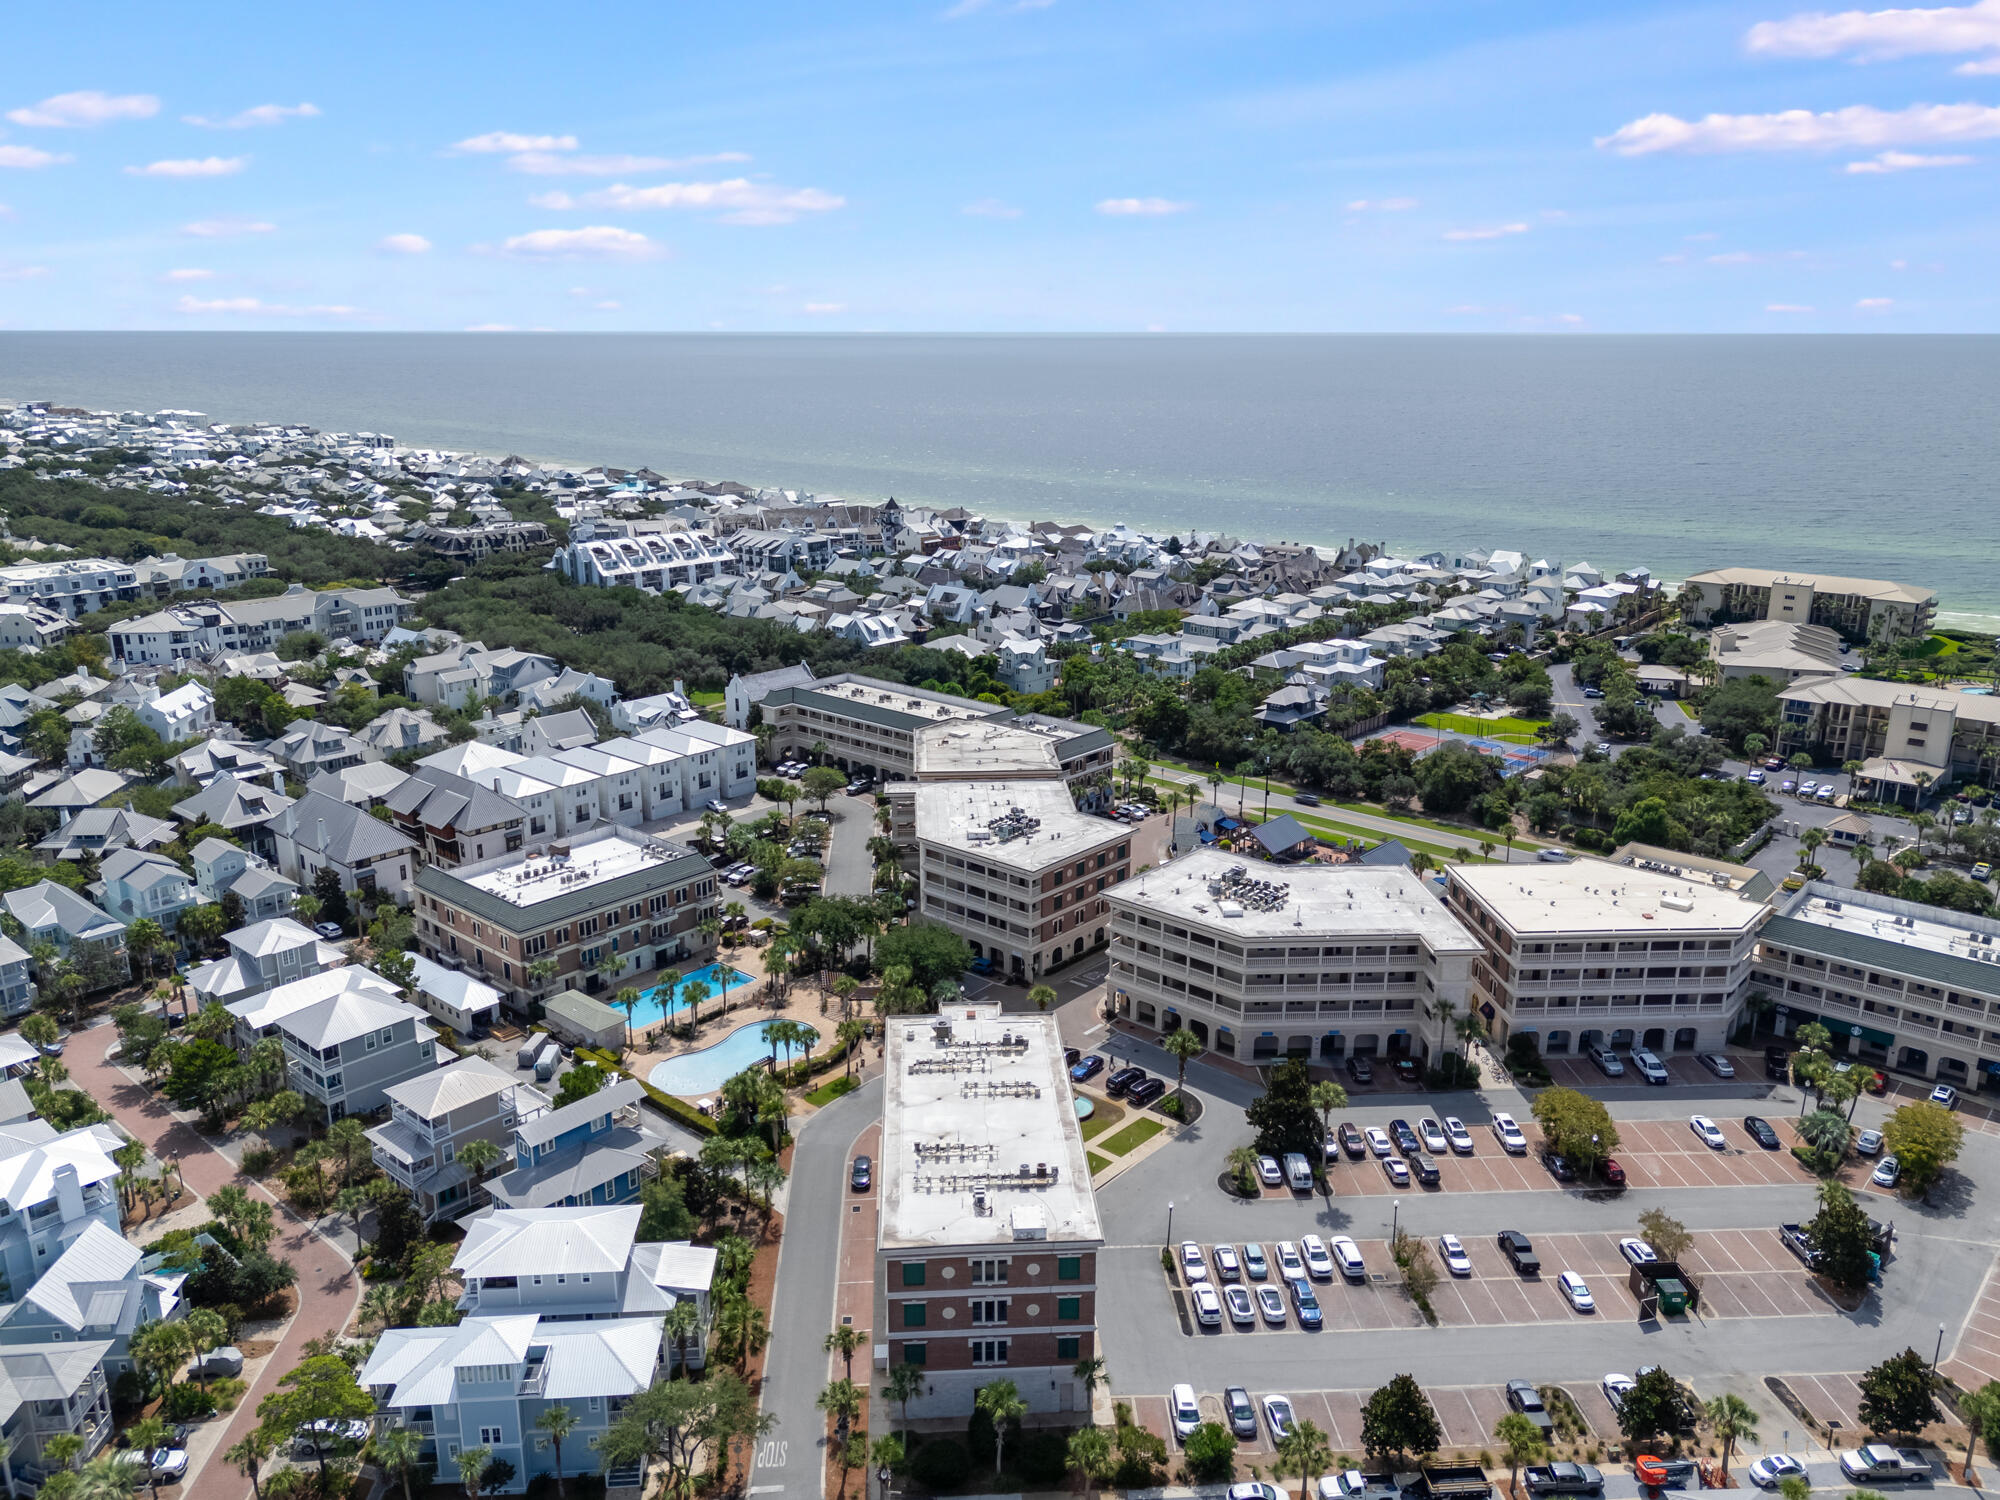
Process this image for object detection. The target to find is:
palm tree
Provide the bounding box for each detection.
[715,1295,769,1371]
[976,1378,1029,1476]
[127,1415,172,1499]
[536,1403,580,1498]
[1704,1392,1759,1481]
[1957,1379,2000,1482]
[125,917,166,984]
[371,1427,424,1500]
[818,1377,864,1446]
[69,1454,140,1499]
[837,1018,868,1078]
[1071,1355,1107,1423]
[1226,1145,1262,1195]
[615,986,642,1050]
[1496,1411,1548,1497]
[457,1138,504,1207]
[42,1433,84,1475]
[682,979,711,1035]
[1309,1080,1349,1149]
[1798,826,1828,873]
[1275,1418,1333,1500]
[1027,984,1058,1013]
[455,1445,492,1500]
[665,1300,702,1377]
[1163,1026,1204,1104]
[825,1324,865,1381]
[226,1429,278,1500]
[882,1362,926,1431]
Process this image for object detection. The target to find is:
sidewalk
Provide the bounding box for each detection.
[66,1023,362,1500]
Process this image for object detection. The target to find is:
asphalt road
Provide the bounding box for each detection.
[758,1075,882,1500]
[821,792,879,898]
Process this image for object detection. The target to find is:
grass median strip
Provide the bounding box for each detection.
[1088,1151,1111,1176]
[1098,1117,1165,1156]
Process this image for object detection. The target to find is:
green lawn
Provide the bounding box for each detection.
[1097,1118,1166,1156]
[1081,1114,1116,1141]
[805,1074,859,1107]
[690,689,726,705]
[1087,1151,1112,1176]
[1414,711,1548,743]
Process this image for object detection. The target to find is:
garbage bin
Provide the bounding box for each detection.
[1654,1277,1689,1316]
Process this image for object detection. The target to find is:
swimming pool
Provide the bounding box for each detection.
[636,963,753,1026]
[648,1020,824,1097]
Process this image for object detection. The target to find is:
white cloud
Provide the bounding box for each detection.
[184,102,320,128]
[7,91,159,128]
[1845,148,1977,169]
[0,264,48,281]
[1443,221,1530,240]
[124,156,247,178]
[575,179,844,225]
[161,268,214,281]
[802,302,847,314]
[494,225,659,259]
[1599,101,2000,153]
[1856,295,1896,306]
[177,295,365,318]
[1766,303,1817,311]
[505,150,750,176]
[376,233,432,254]
[465,323,518,331]
[1095,197,1191,216]
[963,198,1022,218]
[0,146,72,169]
[182,218,276,237]
[1708,250,1758,263]
[1745,0,2000,69]
[453,131,578,154]
[1346,197,1419,211]
[528,191,575,210]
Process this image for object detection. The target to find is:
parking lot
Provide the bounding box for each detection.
[1305,1113,1815,1197]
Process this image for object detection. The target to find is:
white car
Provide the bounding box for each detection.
[1699,1053,1736,1079]
[1689,1115,1727,1149]
[1438,1234,1472,1276]
[1872,1154,1901,1187]
[1180,1241,1209,1281]
[1257,1154,1283,1187]
[1243,1243,1269,1280]
[1170,1383,1202,1439]
[1749,1455,1806,1489]
[1256,1283,1287,1325]
[1442,1117,1475,1154]
[1300,1235,1335,1279]
[1230,1487,1284,1500]
[1602,1373,1636,1411]
[1383,1157,1411,1187]
[115,1449,189,1482]
[1225,1284,1256,1326]
[1263,1394,1297,1441]
[1855,1129,1884,1156]
[1558,1271,1595,1312]
[1329,1235,1367,1279]
[1931,1084,1959,1109]
[1419,1118,1449,1153]
[1212,1244,1242,1281]
[1275,1241,1306,1278]
[1492,1113,1528,1153]
[1618,1237,1657,1266]
[1192,1283,1223,1326]
[1365,1126,1393,1158]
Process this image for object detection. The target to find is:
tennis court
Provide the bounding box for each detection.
[1364,725,1555,778]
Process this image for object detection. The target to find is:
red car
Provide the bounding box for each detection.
[1867,1070,1889,1095]
[1600,1158,1627,1189]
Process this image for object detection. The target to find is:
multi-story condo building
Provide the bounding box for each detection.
[879,1007,1100,1418]
[0,1125,126,1304]
[105,584,413,664]
[412,826,718,1009]
[759,675,1010,780]
[487,1078,663,1212]
[1751,881,2000,1091]
[409,520,555,562]
[1106,848,1481,1065]
[627,721,758,804]
[914,781,1134,981]
[552,527,735,592]
[0,935,35,1020]
[0,1337,116,1484]
[1682,566,1936,643]
[1446,848,1772,1058]
[387,768,530,869]
[0,558,141,618]
[1776,677,2000,807]
[367,1056,549,1225]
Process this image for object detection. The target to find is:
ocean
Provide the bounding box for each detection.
[4,332,1997,627]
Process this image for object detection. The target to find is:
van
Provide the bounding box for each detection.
[1282,1152,1314,1191]
[1537,848,1572,863]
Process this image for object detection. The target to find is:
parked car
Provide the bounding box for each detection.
[1257,1283,1288,1324]
[1170,1383,1201,1439]
[1507,1380,1554,1433]
[1242,1242,1269,1280]
[1764,1045,1791,1081]
[1389,1118,1422,1155]
[1364,1126,1393,1157]
[1179,1242,1209,1281]
[1699,1053,1736,1079]
[1437,1234,1472,1276]
[1347,1055,1374,1084]
[1212,1244,1242,1281]
[1257,1154,1284,1187]
[1275,1241,1305,1278]
[1689,1115,1727,1149]
[1498,1230,1540,1275]
[1328,1236,1367,1279]
[850,1155,872,1191]
[1393,1058,1423,1084]
[1127,1077,1168,1106]
[1492,1113,1528,1153]
[1743,1116,1781,1150]
[114,1449,189,1483]
[1104,1066,1146,1097]
[1289,1277,1322,1328]
[1339,1122,1367,1159]
[1382,1157,1411,1186]
[1589,1046,1625,1078]
[193,1346,244,1378]
[1617,1237,1657,1266]
[1442,1116,1475,1154]
[1601,1373,1636,1411]
[1263,1395,1297,1441]
[294,1419,371,1457]
[1630,1049,1670,1085]
[1069,1055,1105,1082]
[1599,1157,1627,1189]
[1856,1129,1884,1156]
[1413,1153,1441,1187]
[1224,1387,1259,1440]
[1192,1283,1223,1327]
[312,922,345,941]
[1749,1456,1806,1489]
[1558,1271,1595,1312]
[1542,1151,1575,1182]
[1931,1083,1959,1109]
[1224,1284,1256,1326]
[1418,1118,1449,1153]
[1300,1235,1335,1279]
[1872,1154,1902,1187]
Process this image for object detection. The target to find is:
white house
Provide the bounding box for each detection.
[134,683,215,745]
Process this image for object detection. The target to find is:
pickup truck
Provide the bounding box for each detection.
[1497,1230,1541,1276]
[1316,1473,1403,1500]
[1523,1464,1603,1495]
[1418,1465,1493,1500]
[1840,1446,1931,1483]
[1506,1381,1554,1434]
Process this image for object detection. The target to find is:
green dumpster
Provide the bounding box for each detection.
[1654,1277,1689,1316]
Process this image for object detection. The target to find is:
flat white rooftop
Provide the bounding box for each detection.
[1113,847,1480,950]
[1452,857,1768,936]
[879,1006,1101,1252]
[457,826,691,907]
[1781,884,2000,974]
[915,781,1119,871]
[812,676,993,722]
[914,721,1062,779]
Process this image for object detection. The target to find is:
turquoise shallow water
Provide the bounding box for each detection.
[647,1019,822,1097]
[5,332,1997,624]
[636,962,752,1027]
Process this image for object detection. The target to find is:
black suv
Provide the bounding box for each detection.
[1347,1055,1374,1084]
[1413,1153,1441,1188]
[1126,1077,1168,1106]
[1764,1045,1791,1081]
[1389,1119,1422,1156]
[1105,1067,1147,1098]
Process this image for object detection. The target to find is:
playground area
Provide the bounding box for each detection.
[1364,723,1556,778]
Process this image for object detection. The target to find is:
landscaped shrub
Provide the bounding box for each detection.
[909,1438,971,1491]
[239,1146,277,1177]
[164,1382,218,1420]
[1017,1430,1071,1486]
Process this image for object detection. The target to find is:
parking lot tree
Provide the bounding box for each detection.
[1635,1209,1693,1265]
[256,1353,377,1484]
[1496,1411,1549,1495]
[1246,1058,1320,1161]
[1181,1422,1237,1483]
[1531,1087,1619,1173]
[1391,1229,1440,1319]
[1882,1100,1965,1195]
[1311,1080,1350,1144]
[1775,1476,1810,1500]
[1277,1419,1333,1498]
[1617,1367,1689,1448]
[1226,1146,1261,1196]
[1957,1380,2000,1482]
[803,765,848,811]
[1797,1109,1853,1170]
[1704,1393,1759,1481]
[1164,1027,1204,1103]
[875,921,971,992]
[1069,1427,1115,1490]
[1361,1373,1443,1462]
[1858,1348,1938,1436]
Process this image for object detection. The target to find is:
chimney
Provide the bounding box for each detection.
[53,1163,86,1223]
[317,819,327,850]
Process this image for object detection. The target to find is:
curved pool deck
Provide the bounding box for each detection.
[648,1020,825,1098]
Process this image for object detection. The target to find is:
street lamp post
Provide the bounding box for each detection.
[1933,1321,1947,1376]
[1166,1200,1176,1250]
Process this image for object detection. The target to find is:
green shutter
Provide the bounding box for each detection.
[901,1262,926,1287]
[904,1342,927,1367]
[904,1302,927,1328]
[1056,1336,1080,1360]
[1057,1296,1081,1320]
[1056,1256,1082,1281]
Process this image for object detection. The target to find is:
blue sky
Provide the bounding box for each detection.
[3,0,1998,332]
